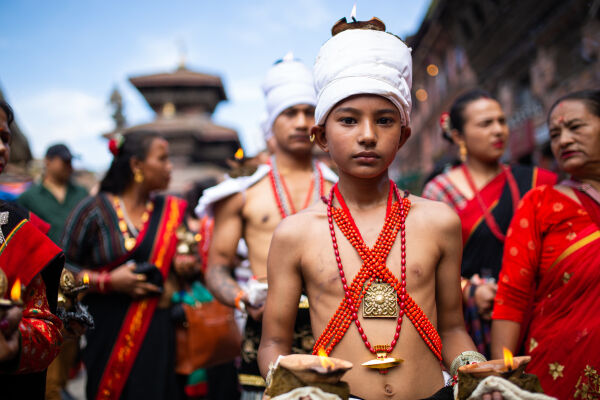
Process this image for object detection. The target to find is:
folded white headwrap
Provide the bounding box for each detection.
[314,29,412,126]
[261,57,316,139]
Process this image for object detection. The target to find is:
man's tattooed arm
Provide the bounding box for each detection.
[206,264,241,308]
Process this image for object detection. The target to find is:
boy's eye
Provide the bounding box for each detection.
[377,117,394,125]
[339,117,356,124]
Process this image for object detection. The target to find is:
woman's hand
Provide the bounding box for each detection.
[0,306,22,362]
[474,282,497,320]
[109,262,162,299]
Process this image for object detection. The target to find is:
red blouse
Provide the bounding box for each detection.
[493,184,591,323]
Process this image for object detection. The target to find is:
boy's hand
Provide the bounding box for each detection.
[482,391,503,400]
[246,304,265,321]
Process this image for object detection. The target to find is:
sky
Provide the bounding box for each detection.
[0,0,430,171]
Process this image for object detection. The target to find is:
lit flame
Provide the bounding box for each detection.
[283,51,294,62]
[317,348,335,370]
[234,148,244,160]
[350,3,357,20]
[503,347,514,370]
[10,279,21,302]
[83,273,90,285]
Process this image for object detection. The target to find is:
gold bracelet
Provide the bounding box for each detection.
[449,351,487,377]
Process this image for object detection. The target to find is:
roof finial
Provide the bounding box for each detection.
[177,39,187,70]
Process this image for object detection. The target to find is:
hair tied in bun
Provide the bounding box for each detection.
[108,134,125,156]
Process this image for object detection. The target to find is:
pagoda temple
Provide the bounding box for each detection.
[114,65,239,193]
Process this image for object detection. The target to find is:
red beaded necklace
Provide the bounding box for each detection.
[313,181,443,363]
[268,157,324,219]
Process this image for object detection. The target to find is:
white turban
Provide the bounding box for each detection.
[313,29,412,126]
[261,57,316,139]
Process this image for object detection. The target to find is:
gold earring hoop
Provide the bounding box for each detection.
[134,169,144,183]
[309,133,315,143]
[459,142,467,163]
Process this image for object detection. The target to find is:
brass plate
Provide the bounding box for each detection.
[363,282,398,318]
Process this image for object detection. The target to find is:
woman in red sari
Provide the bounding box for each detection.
[422,90,556,357]
[492,90,600,399]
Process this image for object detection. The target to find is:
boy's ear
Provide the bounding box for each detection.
[312,125,328,152]
[398,126,411,149]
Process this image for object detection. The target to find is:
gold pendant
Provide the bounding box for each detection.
[363,282,398,318]
[124,237,137,251]
[362,345,404,371]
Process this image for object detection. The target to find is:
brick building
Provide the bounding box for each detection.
[396,0,600,192]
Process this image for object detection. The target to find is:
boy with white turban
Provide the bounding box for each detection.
[258,18,488,400]
[198,55,337,399]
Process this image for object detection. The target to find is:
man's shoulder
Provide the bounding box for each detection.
[17,182,42,200]
[196,164,271,216]
[70,182,89,195]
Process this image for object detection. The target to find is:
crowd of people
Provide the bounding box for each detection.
[0,12,598,400]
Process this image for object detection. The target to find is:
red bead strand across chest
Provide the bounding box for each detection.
[313,181,442,362]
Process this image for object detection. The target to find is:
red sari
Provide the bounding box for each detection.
[423,165,556,356]
[493,185,600,399]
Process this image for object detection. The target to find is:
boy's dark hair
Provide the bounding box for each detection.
[548,89,600,122]
[0,100,15,126]
[442,89,495,142]
[99,131,163,195]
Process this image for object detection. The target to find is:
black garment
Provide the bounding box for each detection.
[420,385,454,400]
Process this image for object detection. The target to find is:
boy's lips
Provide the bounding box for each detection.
[353,151,380,162]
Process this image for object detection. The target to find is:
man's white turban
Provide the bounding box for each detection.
[261,57,316,139]
[313,29,412,126]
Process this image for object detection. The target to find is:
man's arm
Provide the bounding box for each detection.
[433,203,478,368]
[257,216,303,377]
[205,193,245,308]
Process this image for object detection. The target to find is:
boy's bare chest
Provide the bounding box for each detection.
[302,220,440,303]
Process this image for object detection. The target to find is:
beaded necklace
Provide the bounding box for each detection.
[314,181,443,370]
[113,196,153,251]
[268,155,324,218]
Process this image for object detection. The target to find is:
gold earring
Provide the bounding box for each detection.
[134,169,144,183]
[459,142,467,163]
[309,133,315,143]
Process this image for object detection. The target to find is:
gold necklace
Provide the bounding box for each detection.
[113,196,153,251]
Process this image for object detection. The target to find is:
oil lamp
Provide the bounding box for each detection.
[265,353,353,399]
[56,270,94,329]
[456,348,544,399]
[0,269,22,309]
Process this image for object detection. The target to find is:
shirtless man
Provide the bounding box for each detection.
[258,20,488,400]
[199,55,336,398]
